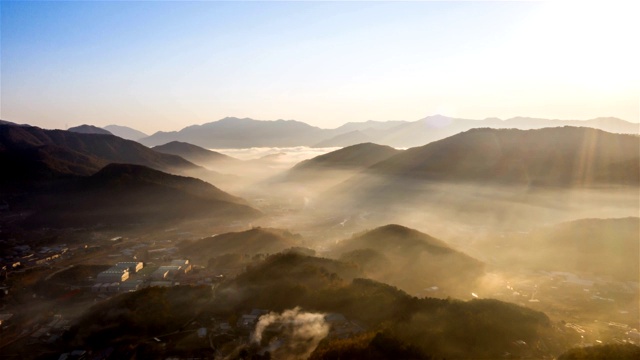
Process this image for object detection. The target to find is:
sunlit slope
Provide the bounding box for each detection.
[334,224,484,296]
[498,217,640,281]
[368,127,639,186]
[316,127,639,231]
[24,163,260,228]
[293,143,400,172]
[376,116,639,148]
[262,143,402,197]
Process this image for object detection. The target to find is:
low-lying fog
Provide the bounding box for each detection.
[187,146,639,334]
[213,146,341,167]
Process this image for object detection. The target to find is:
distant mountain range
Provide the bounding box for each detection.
[139,117,324,148]
[103,125,148,141]
[68,124,113,135]
[134,115,639,149]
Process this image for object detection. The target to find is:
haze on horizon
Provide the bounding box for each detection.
[1,1,639,134]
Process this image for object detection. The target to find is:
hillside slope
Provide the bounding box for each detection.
[368,127,639,186]
[153,141,239,166]
[24,164,260,228]
[180,227,300,262]
[334,224,484,297]
[0,124,199,182]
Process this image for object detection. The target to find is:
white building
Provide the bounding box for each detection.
[96,267,129,283]
[114,262,143,273]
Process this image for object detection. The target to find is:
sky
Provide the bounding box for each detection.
[1,1,638,134]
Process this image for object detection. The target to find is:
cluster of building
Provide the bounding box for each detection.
[1,244,70,276]
[91,259,194,293]
[150,259,192,286]
[92,262,144,294]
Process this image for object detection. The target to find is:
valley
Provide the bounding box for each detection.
[0,119,638,359]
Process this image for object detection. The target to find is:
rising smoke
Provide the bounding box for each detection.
[252,307,330,360]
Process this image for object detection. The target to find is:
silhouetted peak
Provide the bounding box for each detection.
[68,124,112,135]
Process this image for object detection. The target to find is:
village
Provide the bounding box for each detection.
[0,233,368,359]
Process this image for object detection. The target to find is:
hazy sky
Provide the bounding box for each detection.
[1,1,638,134]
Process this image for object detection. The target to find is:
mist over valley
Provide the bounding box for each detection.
[0,117,638,359]
[2,1,639,358]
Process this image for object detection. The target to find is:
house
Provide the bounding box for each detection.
[152,266,182,280]
[324,313,347,324]
[0,313,13,328]
[96,267,129,283]
[237,314,259,328]
[120,280,142,292]
[171,259,192,274]
[114,261,143,273]
[151,267,170,280]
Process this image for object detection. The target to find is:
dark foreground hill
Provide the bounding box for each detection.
[23,164,260,229]
[0,124,199,183]
[153,141,239,167]
[334,224,484,296]
[61,253,571,359]
[368,127,639,186]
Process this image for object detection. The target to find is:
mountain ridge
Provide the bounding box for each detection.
[103,124,148,141]
[137,115,640,149]
[153,141,239,166]
[0,124,200,182]
[24,163,260,228]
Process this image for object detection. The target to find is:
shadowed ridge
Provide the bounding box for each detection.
[153,141,239,165]
[89,163,247,205]
[68,124,113,135]
[23,163,260,228]
[0,124,200,182]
